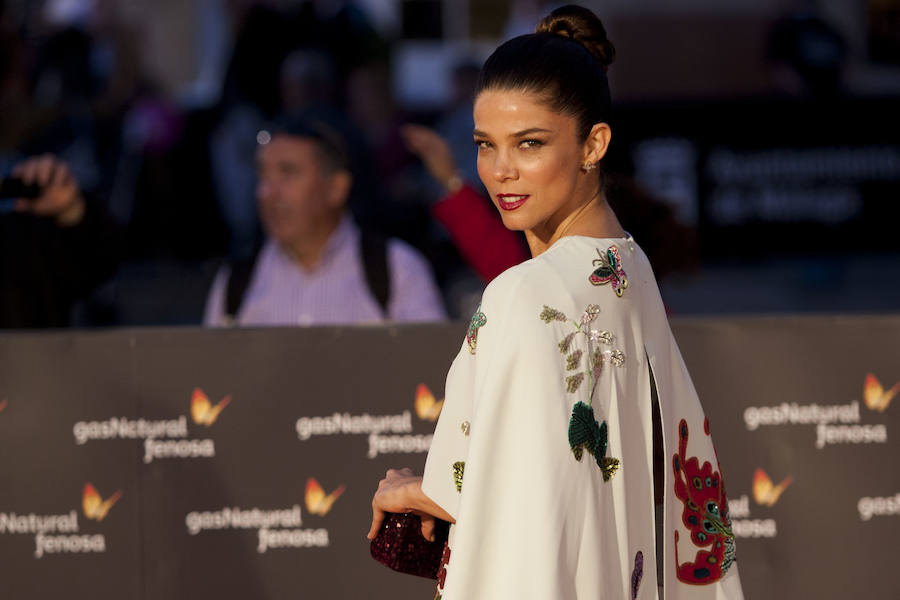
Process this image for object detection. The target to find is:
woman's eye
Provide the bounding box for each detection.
[474,140,491,150]
[520,139,544,148]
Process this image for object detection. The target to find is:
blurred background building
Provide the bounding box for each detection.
[1,0,898,326]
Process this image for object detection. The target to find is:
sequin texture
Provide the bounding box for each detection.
[540,305,567,323]
[631,551,644,599]
[466,303,487,354]
[539,304,624,478]
[606,349,626,367]
[558,332,577,354]
[567,401,620,479]
[566,350,583,371]
[672,419,736,584]
[452,461,465,493]
[566,372,585,393]
[436,542,451,591]
[580,304,600,325]
[589,245,629,297]
[590,329,613,344]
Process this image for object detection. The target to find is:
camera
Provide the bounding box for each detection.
[0,177,42,199]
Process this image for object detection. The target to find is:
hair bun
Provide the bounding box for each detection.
[536,5,615,72]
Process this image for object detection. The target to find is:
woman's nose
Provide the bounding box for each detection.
[492,151,518,182]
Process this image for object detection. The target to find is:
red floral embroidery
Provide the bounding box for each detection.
[672,419,736,584]
[435,541,451,591]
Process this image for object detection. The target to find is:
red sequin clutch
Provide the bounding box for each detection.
[369,512,450,579]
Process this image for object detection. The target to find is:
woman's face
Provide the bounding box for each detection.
[473,89,599,239]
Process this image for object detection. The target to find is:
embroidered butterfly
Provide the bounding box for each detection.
[589,246,628,296]
[568,401,620,481]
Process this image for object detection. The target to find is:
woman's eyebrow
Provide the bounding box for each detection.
[511,127,552,137]
[472,127,553,138]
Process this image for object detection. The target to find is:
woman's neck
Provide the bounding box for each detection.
[525,194,625,257]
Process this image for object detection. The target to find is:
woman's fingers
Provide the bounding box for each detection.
[369,468,423,538]
[418,513,436,542]
[367,503,385,540]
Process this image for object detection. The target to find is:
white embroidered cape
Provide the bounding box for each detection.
[422,236,744,599]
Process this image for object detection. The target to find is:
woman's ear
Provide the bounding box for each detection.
[583,122,612,165]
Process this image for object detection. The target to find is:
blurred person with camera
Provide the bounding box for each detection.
[0,154,121,328]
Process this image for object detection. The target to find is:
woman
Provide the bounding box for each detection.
[368,6,744,599]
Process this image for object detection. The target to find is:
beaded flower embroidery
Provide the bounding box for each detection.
[540,304,623,480]
[589,245,628,296]
[466,303,486,354]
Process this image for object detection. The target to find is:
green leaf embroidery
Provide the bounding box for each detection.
[452,461,465,493]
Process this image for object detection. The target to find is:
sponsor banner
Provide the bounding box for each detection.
[0,483,122,559]
[295,384,441,458]
[69,388,228,463]
[0,319,897,600]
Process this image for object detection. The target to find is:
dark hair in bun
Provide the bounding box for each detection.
[476,4,615,141]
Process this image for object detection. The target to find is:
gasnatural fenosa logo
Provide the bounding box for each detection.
[71,387,230,463]
[295,383,439,459]
[184,477,343,554]
[728,467,793,538]
[742,373,891,449]
[0,483,121,558]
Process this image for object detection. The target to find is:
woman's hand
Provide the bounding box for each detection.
[367,467,438,542]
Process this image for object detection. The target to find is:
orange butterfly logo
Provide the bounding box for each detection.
[414,383,443,422]
[864,373,898,413]
[191,388,231,426]
[752,468,793,507]
[82,483,122,521]
[305,478,345,517]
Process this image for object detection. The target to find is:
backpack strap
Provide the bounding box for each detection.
[224,250,260,324]
[359,228,390,317]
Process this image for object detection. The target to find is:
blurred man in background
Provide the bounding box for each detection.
[203,114,446,326]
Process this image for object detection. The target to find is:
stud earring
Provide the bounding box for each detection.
[581,162,597,172]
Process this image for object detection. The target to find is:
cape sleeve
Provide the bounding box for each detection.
[440,265,593,599]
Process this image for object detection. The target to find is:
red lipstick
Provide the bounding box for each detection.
[497,194,529,211]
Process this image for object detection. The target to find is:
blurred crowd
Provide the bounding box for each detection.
[5,0,884,329]
[0,0,539,328]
